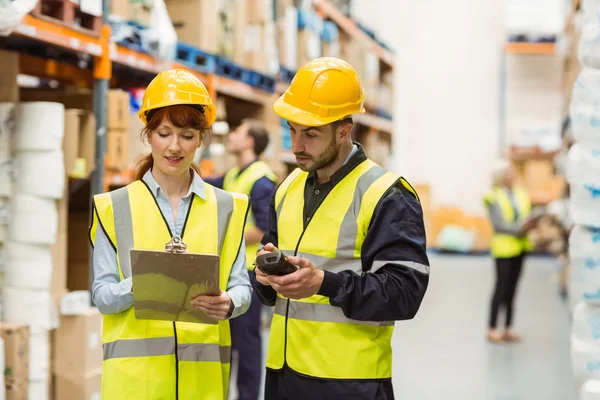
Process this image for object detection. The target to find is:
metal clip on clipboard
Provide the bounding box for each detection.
[130,236,221,325]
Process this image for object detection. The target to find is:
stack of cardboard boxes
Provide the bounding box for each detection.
[166,0,219,54]
[106,90,131,173]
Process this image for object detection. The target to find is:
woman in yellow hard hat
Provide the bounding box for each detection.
[89,69,252,400]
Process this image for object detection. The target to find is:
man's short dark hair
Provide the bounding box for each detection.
[331,116,354,132]
[242,118,270,157]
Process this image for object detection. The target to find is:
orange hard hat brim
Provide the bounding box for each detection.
[273,95,365,127]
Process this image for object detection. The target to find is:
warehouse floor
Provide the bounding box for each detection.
[230,254,577,400]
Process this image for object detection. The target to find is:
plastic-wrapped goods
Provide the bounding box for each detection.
[582,380,600,400]
[14,150,65,199]
[572,336,600,381]
[3,287,57,336]
[0,160,12,197]
[9,194,57,245]
[28,380,48,400]
[4,242,53,291]
[13,102,64,151]
[0,103,15,162]
[573,302,600,345]
[29,331,49,382]
[569,225,600,308]
[570,182,600,228]
[0,197,8,226]
[567,143,600,185]
[571,68,600,146]
[579,0,600,69]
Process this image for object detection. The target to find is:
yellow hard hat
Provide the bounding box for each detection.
[138,69,216,125]
[273,57,365,127]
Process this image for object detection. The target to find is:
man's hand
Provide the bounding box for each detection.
[191,291,233,320]
[267,255,324,300]
[254,242,277,287]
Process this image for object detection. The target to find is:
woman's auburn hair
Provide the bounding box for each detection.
[133,105,210,181]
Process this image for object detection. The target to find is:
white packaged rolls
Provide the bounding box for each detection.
[569,225,600,308]
[0,197,8,225]
[4,242,53,291]
[572,336,600,381]
[582,380,600,400]
[28,380,48,400]
[579,0,600,69]
[567,143,600,186]
[14,102,64,151]
[3,287,57,335]
[14,150,65,199]
[573,302,600,345]
[29,331,49,382]
[571,67,600,146]
[570,182,600,228]
[9,194,57,245]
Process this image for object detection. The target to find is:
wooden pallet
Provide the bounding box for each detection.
[32,0,102,36]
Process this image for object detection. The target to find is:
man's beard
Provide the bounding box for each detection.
[296,136,340,173]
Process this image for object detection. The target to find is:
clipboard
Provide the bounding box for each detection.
[130,236,221,325]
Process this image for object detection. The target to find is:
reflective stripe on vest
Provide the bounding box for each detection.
[103,337,231,363]
[223,161,277,269]
[486,186,532,258]
[267,159,420,380]
[90,180,248,400]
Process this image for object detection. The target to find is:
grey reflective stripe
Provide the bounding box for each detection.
[289,250,362,274]
[111,187,134,278]
[336,165,387,263]
[275,192,287,219]
[213,189,233,254]
[103,337,175,360]
[178,344,231,363]
[274,297,393,327]
[372,260,430,275]
[103,338,231,363]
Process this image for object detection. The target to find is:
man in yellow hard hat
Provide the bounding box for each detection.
[252,57,430,399]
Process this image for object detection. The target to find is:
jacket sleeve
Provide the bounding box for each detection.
[317,181,430,321]
[251,193,279,306]
[485,200,524,236]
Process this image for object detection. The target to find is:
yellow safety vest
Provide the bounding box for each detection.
[485,186,532,258]
[223,161,277,269]
[89,180,249,400]
[266,159,418,380]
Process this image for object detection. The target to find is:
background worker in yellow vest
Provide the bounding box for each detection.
[89,69,252,400]
[251,57,430,400]
[484,159,537,344]
[204,119,277,400]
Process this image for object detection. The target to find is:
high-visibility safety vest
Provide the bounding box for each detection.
[484,186,532,258]
[89,180,249,400]
[266,159,423,380]
[223,161,277,269]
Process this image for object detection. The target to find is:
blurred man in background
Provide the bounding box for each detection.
[205,119,277,400]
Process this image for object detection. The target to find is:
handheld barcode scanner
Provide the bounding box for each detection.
[255,252,298,276]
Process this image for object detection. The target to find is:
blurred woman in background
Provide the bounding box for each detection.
[484,159,536,344]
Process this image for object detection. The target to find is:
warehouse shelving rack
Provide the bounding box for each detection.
[4,0,394,195]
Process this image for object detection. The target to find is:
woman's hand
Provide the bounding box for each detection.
[191,291,233,320]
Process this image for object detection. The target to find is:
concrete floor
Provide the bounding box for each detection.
[230,254,578,400]
[392,254,577,400]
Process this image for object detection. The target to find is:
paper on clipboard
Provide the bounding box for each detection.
[130,242,221,325]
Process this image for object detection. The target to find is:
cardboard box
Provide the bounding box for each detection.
[128,112,149,167]
[106,130,129,170]
[297,29,321,68]
[243,24,266,71]
[67,213,91,292]
[0,323,30,400]
[0,50,19,102]
[54,308,102,378]
[166,0,219,53]
[232,0,248,64]
[108,90,130,130]
[55,370,101,400]
[129,1,152,28]
[110,0,130,18]
[247,0,271,23]
[64,110,97,177]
